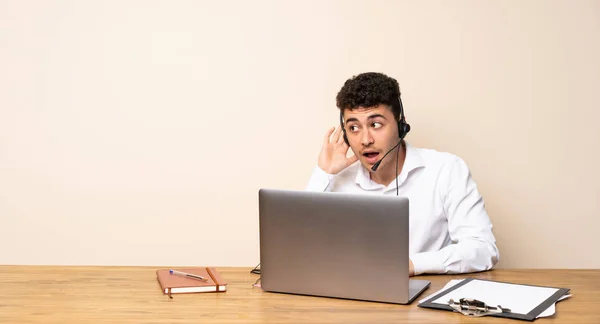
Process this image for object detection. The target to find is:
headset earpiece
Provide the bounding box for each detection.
[398,120,411,139]
[397,96,410,139]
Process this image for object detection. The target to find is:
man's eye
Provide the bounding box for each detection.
[372,122,383,128]
[349,125,359,132]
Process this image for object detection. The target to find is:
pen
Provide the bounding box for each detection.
[169,269,208,282]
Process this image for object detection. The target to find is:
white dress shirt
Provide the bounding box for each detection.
[304,143,499,275]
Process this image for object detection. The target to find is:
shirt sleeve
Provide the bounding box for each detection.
[410,156,500,275]
[304,166,335,192]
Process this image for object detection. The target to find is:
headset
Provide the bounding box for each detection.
[340,96,411,146]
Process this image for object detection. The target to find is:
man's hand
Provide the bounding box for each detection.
[318,126,358,174]
[409,260,415,277]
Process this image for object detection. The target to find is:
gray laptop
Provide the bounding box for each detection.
[258,188,430,304]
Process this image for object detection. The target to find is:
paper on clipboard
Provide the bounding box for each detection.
[419,279,571,318]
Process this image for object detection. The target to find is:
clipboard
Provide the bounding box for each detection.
[418,278,570,321]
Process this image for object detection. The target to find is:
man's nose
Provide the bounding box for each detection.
[361,130,374,146]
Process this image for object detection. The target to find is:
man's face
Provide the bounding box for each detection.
[342,105,399,171]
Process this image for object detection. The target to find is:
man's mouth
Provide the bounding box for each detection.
[363,152,380,164]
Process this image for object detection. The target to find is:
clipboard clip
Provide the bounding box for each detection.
[448,298,511,317]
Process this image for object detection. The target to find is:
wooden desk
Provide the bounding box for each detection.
[0,266,598,323]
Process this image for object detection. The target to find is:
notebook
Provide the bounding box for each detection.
[156,267,227,298]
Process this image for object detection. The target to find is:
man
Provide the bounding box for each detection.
[305,72,499,276]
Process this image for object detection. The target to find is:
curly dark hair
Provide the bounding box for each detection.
[336,72,401,120]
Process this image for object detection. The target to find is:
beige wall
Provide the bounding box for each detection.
[1,0,598,269]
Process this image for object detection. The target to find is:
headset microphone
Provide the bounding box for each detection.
[370,140,402,172]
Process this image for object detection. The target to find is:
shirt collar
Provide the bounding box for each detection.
[354,142,425,190]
